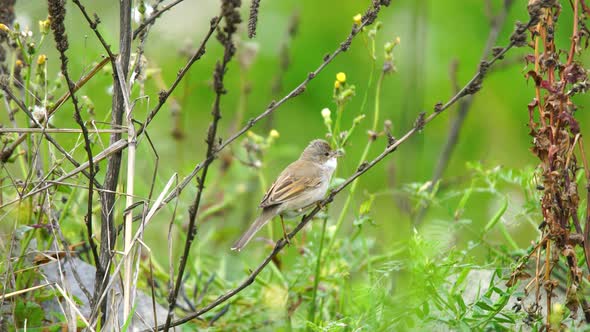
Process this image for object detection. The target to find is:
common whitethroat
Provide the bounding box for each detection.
[231,139,343,251]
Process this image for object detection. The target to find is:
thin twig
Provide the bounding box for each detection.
[48,0,101,298]
[0,83,99,190]
[48,56,110,117]
[136,15,221,138]
[0,139,128,209]
[0,57,109,163]
[109,57,137,327]
[162,2,241,330]
[1,282,54,299]
[0,127,126,133]
[132,0,186,40]
[71,0,116,61]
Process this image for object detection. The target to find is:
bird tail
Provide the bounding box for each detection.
[231,207,277,251]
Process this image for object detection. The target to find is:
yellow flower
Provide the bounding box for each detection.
[0,23,9,33]
[336,72,346,83]
[553,303,564,315]
[38,19,50,34]
[353,14,362,26]
[37,54,47,65]
[15,59,23,67]
[269,129,279,139]
[334,80,341,89]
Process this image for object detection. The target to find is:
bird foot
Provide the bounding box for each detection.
[280,216,291,247]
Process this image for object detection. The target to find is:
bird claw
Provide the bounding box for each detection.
[280,215,291,247]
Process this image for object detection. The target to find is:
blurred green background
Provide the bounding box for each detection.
[3,0,590,329]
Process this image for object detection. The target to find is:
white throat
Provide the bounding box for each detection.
[323,157,337,172]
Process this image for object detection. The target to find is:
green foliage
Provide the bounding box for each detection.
[14,301,44,328]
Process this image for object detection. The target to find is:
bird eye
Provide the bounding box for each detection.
[324,152,330,156]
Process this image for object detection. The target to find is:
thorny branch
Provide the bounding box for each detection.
[162,1,241,331]
[144,11,525,332]
[46,0,100,270]
[507,0,590,326]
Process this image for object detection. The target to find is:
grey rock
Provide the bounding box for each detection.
[40,257,172,331]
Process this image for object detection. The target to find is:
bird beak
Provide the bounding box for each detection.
[332,149,344,158]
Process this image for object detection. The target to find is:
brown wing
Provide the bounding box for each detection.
[259,161,322,208]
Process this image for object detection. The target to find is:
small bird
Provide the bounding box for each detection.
[231,139,342,251]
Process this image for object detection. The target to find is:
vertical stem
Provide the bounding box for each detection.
[94,0,132,324]
[326,71,385,253]
[123,59,136,328]
[578,138,590,273]
[545,240,551,326]
[307,217,328,327]
[566,0,579,66]
[533,21,546,127]
[333,102,344,146]
[163,4,240,329]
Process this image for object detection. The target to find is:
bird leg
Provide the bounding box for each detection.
[280,215,291,246]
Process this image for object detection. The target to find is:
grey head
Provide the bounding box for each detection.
[299,139,342,163]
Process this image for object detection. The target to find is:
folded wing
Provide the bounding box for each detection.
[260,161,322,208]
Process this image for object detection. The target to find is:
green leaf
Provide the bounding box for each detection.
[455,180,474,217]
[422,301,430,316]
[475,300,494,311]
[15,301,44,327]
[34,288,62,302]
[359,194,375,215]
[454,293,467,312]
[121,303,138,332]
[451,268,471,294]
